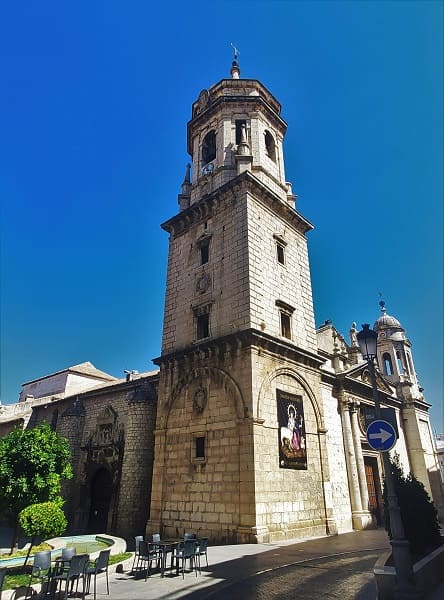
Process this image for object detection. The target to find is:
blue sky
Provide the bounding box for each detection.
[1,1,442,431]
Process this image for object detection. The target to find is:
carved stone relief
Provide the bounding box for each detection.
[193,388,207,414]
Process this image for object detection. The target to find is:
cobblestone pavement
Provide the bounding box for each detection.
[191,550,382,600]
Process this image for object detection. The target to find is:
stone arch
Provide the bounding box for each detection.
[166,365,246,428]
[97,405,117,424]
[256,366,324,431]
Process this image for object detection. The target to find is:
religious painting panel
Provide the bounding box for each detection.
[277,389,307,470]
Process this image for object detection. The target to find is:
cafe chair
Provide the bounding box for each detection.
[175,539,198,578]
[61,547,76,562]
[184,533,197,541]
[26,550,52,599]
[58,546,77,575]
[138,540,160,581]
[195,537,209,571]
[0,566,8,598]
[86,548,110,600]
[52,553,89,599]
[150,535,162,571]
[131,535,144,573]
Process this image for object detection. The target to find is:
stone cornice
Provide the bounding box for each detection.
[154,328,324,371]
[161,171,313,238]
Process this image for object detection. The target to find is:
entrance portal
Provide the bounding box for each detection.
[364,457,382,525]
[87,468,112,533]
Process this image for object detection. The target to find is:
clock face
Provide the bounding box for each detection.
[196,273,210,293]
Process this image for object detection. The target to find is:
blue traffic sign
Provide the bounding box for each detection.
[366,419,397,452]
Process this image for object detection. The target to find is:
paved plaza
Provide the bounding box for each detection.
[3,529,444,599]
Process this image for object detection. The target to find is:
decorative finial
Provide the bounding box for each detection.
[379,292,386,314]
[230,43,240,79]
[181,163,191,194]
[184,163,191,184]
[178,163,191,211]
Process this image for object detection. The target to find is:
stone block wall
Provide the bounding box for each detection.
[150,334,344,544]
[29,375,158,540]
[250,348,334,542]
[321,384,353,532]
[246,190,317,352]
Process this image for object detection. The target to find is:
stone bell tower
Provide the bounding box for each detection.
[147,55,338,543]
[374,301,443,510]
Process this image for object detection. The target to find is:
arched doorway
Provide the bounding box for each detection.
[87,468,112,533]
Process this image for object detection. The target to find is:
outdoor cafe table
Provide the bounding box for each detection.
[152,539,181,577]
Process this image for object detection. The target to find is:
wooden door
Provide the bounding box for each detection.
[365,460,381,524]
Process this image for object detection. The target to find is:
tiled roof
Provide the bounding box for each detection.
[22,361,118,385]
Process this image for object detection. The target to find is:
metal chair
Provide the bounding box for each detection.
[0,566,7,599]
[51,553,89,599]
[195,537,209,571]
[54,546,78,596]
[184,532,197,541]
[86,548,110,600]
[174,539,198,578]
[137,541,159,581]
[61,547,76,562]
[131,535,144,573]
[150,534,162,572]
[26,550,52,599]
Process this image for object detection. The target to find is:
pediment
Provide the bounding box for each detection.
[345,364,395,395]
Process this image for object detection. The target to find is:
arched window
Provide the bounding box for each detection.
[264,130,276,162]
[406,352,414,375]
[202,130,216,165]
[383,352,393,376]
[396,351,405,374]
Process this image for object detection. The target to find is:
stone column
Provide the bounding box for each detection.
[340,399,369,529]
[349,401,373,527]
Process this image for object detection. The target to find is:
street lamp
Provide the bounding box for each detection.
[357,324,419,599]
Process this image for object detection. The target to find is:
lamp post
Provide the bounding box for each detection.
[357,324,419,599]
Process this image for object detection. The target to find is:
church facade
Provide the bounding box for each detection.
[1,59,442,544]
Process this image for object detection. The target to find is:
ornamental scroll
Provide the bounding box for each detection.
[277,389,307,470]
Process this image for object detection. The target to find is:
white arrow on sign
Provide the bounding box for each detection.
[369,428,393,444]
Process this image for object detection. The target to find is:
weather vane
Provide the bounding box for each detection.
[231,43,240,61]
[378,291,386,310]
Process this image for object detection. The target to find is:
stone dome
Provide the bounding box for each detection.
[373,302,403,331]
